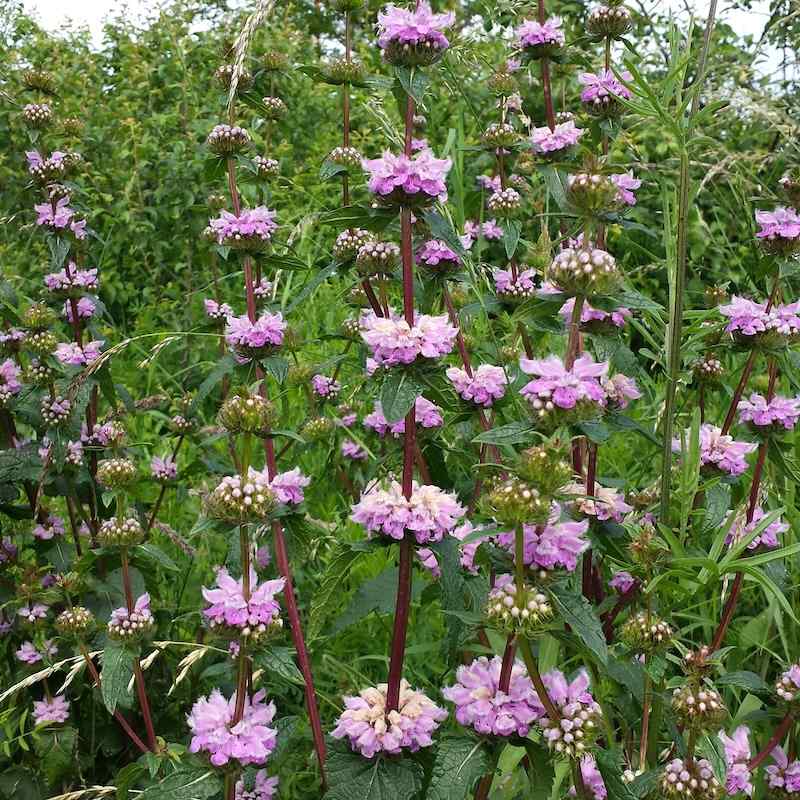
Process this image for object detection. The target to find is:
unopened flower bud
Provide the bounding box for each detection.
[483,477,550,526]
[22,68,56,94]
[23,103,52,128]
[207,123,251,155]
[516,445,573,495]
[487,188,522,218]
[263,50,289,72]
[261,96,287,120]
[620,611,673,652]
[61,116,84,137]
[356,240,400,276]
[23,303,57,331]
[327,146,362,171]
[672,684,726,731]
[693,354,723,384]
[486,575,554,637]
[171,414,196,434]
[24,359,55,386]
[334,228,374,262]
[56,606,95,637]
[206,472,277,524]
[98,516,145,547]
[218,392,276,437]
[321,57,365,84]
[547,247,621,297]
[303,416,335,442]
[660,758,722,800]
[215,64,253,93]
[253,155,280,179]
[566,172,618,215]
[488,70,517,96]
[41,396,71,427]
[587,5,633,39]
[25,330,57,357]
[481,122,518,150]
[96,458,137,489]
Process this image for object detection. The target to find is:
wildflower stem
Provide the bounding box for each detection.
[498,636,517,693]
[748,711,795,770]
[518,637,560,723]
[144,434,185,537]
[565,295,584,370]
[582,443,597,599]
[640,669,651,771]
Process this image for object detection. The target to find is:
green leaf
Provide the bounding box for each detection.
[318,205,396,232]
[472,421,537,445]
[429,535,466,659]
[578,420,611,443]
[380,372,421,424]
[0,445,42,483]
[549,584,608,665]
[427,736,492,800]
[287,262,339,313]
[189,354,236,414]
[258,646,304,685]
[320,159,349,181]
[503,220,522,260]
[135,543,180,572]
[35,726,77,787]
[423,209,466,257]
[100,643,135,714]
[139,769,222,800]
[116,763,146,800]
[605,413,660,445]
[539,165,568,210]
[716,671,770,693]
[260,356,289,384]
[595,749,639,800]
[324,743,424,800]
[395,66,430,103]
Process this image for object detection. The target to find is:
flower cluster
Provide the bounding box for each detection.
[559,298,631,329]
[332,680,447,757]
[364,397,443,437]
[755,206,800,252]
[516,17,565,50]
[350,480,465,543]
[494,267,536,301]
[311,374,341,399]
[766,747,800,794]
[208,207,278,249]
[235,770,279,800]
[579,70,632,115]
[775,663,800,702]
[446,364,508,407]
[719,726,753,796]
[225,312,286,362]
[738,393,800,431]
[673,424,757,476]
[719,296,800,342]
[496,510,589,572]
[362,148,451,205]
[376,2,455,66]
[202,568,284,638]
[108,593,155,642]
[531,120,584,155]
[360,311,457,366]
[33,695,70,726]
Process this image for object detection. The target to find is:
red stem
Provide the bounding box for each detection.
[498,636,517,692]
[748,712,795,770]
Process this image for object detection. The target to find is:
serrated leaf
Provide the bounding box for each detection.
[323,743,424,800]
[503,220,521,260]
[429,536,466,659]
[380,372,421,424]
[318,205,396,232]
[395,66,429,103]
[135,543,180,572]
[189,355,236,414]
[260,356,289,384]
[595,749,640,800]
[716,670,770,693]
[258,646,304,685]
[287,263,338,313]
[308,543,366,640]
[472,421,536,445]
[427,736,492,800]
[139,768,222,800]
[423,209,466,257]
[549,584,608,665]
[101,644,135,714]
[116,763,146,800]
[578,420,611,443]
[320,159,349,181]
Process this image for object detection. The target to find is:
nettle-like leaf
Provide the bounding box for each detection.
[426,736,492,800]
[100,643,136,714]
[138,767,222,800]
[549,582,608,665]
[323,743,424,800]
[380,371,422,424]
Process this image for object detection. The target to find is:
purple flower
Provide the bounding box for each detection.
[719,727,753,796]
[609,571,635,594]
[516,16,565,47]
[532,669,602,750]
[417,239,460,267]
[520,353,608,410]
[477,174,502,193]
[531,121,584,155]
[64,296,96,322]
[443,655,541,737]
[341,439,368,460]
[208,207,278,246]
[362,148,451,204]
[151,456,178,481]
[187,688,277,767]
[311,374,341,399]
[360,311,456,366]
[611,172,642,205]
[351,480,466,544]
[33,514,65,540]
[565,483,633,522]
[719,296,768,336]
[0,359,22,403]
[416,547,441,578]
[493,267,536,300]
[225,312,286,361]
[236,770,278,800]
[33,695,70,726]
[376,2,455,51]
[0,537,17,564]
[497,506,589,571]
[579,70,633,104]
[446,364,508,407]
[45,265,99,294]
[109,593,154,639]
[255,545,271,570]
[332,680,447,758]
[16,639,57,664]
[203,567,285,634]
[204,299,234,320]
[755,206,800,240]
[55,340,104,366]
[451,521,492,573]
[571,757,607,800]
[559,298,631,328]
[673,424,757,476]
[602,373,642,410]
[18,603,48,623]
[767,747,800,792]
[35,197,86,238]
[738,393,800,430]
[268,468,311,505]
[726,506,787,550]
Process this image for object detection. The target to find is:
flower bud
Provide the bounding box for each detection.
[586,5,633,39]
[327,146,362,171]
[206,473,277,524]
[780,172,800,206]
[539,684,603,758]
[61,116,84,137]
[98,517,145,547]
[486,576,553,637]
[25,330,57,357]
[96,458,137,489]
[487,188,522,218]
[23,303,57,331]
[208,193,227,210]
[516,445,573,495]
[56,606,95,637]
[671,684,726,731]
[566,172,618,214]
[22,359,52,387]
[321,57,364,84]
[23,103,52,129]
[22,68,56,94]
[207,124,251,156]
[481,122,518,150]
[254,155,280,179]
[215,63,253,93]
[302,416,335,442]
[263,50,289,72]
[356,241,400,276]
[620,611,673,652]
[487,70,517,96]
[171,414,196,434]
[660,758,722,800]
[334,228,374,262]
[218,392,276,437]
[341,317,361,339]
[547,247,621,297]
[41,396,71,427]
[693,354,723,384]
[775,664,800,703]
[483,477,550,526]
[108,603,155,644]
[382,38,448,68]
[346,284,370,307]
[261,96,287,120]
[683,646,715,677]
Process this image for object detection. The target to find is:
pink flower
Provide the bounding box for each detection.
[531,669,601,747]
[673,424,757,476]
[18,603,48,623]
[446,364,508,407]
[517,16,565,47]
[494,267,536,299]
[531,121,584,154]
[719,727,753,796]
[609,571,635,593]
[209,207,278,245]
[33,514,65,540]
[225,312,286,361]
[351,480,465,544]
[767,747,800,792]
[520,353,608,410]
[565,483,633,522]
[416,547,441,578]
[236,770,278,800]
[477,174,502,193]
[33,695,70,726]
[417,239,460,267]
[443,656,541,737]
[332,680,447,757]
[362,148,451,203]
[364,398,444,438]
[64,296,96,322]
[35,197,86,236]
[602,373,641,409]
[579,70,633,103]
[45,265,99,293]
[719,296,768,336]
[611,172,642,205]
[726,506,787,550]
[0,359,21,399]
[755,206,800,240]
[311,374,341,399]
[497,507,589,571]
[202,567,285,633]
[738,393,800,430]
[360,311,456,366]
[16,639,57,664]
[376,2,455,51]
[187,688,277,767]
[341,439,368,460]
[559,298,631,328]
[54,340,104,365]
[205,299,234,320]
[255,545,271,570]
[269,468,311,505]
[571,757,607,800]
[151,456,177,481]
[109,593,154,638]
[452,521,492,573]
